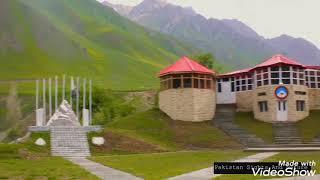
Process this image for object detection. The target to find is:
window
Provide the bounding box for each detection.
[200,79,205,89]
[305,70,320,88]
[194,79,199,88]
[271,66,279,71]
[184,79,192,88]
[258,101,268,112]
[279,101,286,111]
[218,83,222,92]
[235,74,253,92]
[295,91,306,95]
[206,80,211,89]
[258,92,266,96]
[296,100,305,111]
[173,79,181,89]
[231,82,235,92]
[271,79,279,85]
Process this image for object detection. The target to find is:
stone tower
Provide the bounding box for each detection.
[158,57,216,122]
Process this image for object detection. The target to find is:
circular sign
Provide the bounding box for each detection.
[275,86,289,99]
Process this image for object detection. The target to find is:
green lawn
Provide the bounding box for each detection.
[297,111,320,142]
[103,109,242,152]
[234,111,320,143]
[216,151,320,180]
[234,112,274,143]
[91,150,252,180]
[0,142,98,179]
[0,157,98,179]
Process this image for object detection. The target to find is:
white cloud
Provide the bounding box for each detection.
[101,0,320,48]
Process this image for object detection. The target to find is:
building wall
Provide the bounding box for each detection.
[159,88,216,122]
[236,91,253,112]
[308,89,320,110]
[253,85,309,123]
[217,81,236,104]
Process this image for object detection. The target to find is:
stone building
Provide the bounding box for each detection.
[158,56,216,122]
[217,54,320,123]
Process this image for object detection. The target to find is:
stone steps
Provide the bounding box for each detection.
[273,122,302,144]
[214,105,266,147]
[50,126,91,157]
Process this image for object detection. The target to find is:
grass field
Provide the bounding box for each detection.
[216,151,320,180]
[297,111,320,142]
[91,150,252,179]
[0,133,97,179]
[96,109,242,153]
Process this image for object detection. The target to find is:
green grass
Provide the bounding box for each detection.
[297,111,320,142]
[0,0,199,91]
[0,142,98,179]
[107,109,176,150]
[216,152,320,180]
[0,157,98,179]
[104,109,241,151]
[234,111,320,143]
[234,112,274,143]
[91,150,252,180]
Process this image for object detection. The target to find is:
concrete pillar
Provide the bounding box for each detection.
[42,79,46,124]
[36,108,45,126]
[62,74,66,101]
[82,109,89,126]
[49,78,52,117]
[83,78,86,109]
[76,77,80,120]
[55,76,58,111]
[70,76,73,107]
[89,79,92,125]
[36,80,39,110]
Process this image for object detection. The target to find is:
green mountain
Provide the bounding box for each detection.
[112,0,320,69]
[0,0,195,90]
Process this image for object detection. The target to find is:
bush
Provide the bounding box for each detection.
[92,88,136,125]
[6,128,19,141]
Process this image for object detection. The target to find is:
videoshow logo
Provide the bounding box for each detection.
[214,160,316,177]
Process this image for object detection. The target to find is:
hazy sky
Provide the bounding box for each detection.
[100,0,320,48]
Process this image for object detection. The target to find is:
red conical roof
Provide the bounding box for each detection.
[254,54,304,68]
[158,56,215,77]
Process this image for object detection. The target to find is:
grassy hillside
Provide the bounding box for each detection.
[90,109,242,154]
[0,0,196,90]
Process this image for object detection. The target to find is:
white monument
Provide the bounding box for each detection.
[46,100,80,126]
[34,75,93,127]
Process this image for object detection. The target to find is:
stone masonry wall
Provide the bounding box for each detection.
[159,88,216,122]
[308,89,320,110]
[236,91,253,112]
[253,85,309,123]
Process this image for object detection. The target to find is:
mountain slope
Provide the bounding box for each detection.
[104,0,320,68]
[266,35,320,65]
[0,0,195,90]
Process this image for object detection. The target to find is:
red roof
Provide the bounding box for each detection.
[217,54,306,78]
[218,68,251,78]
[158,56,214,76]
[254,54,304,68]
[306,66,320,70]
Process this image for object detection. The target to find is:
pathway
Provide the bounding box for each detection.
[168,152,279,180]
[270,175,320,180]
[67,157,142,180]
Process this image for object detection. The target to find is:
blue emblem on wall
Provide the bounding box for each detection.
[275,86,289,99]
